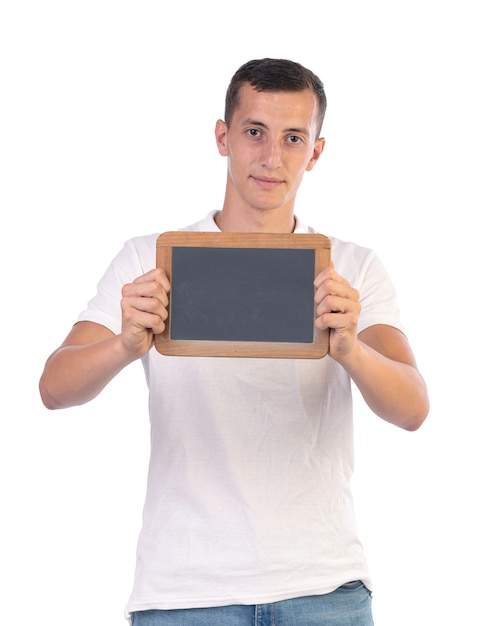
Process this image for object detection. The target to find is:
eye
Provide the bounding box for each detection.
[247,128,261,138]
[287,135,302,144]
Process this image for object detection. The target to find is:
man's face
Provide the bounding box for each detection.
[215,83,324,216]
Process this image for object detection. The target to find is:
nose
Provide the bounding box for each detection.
[260,137,282,170]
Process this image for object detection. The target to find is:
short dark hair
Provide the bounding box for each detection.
[224,58,327,137]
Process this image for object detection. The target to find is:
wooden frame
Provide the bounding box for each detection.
[155,231,331,358]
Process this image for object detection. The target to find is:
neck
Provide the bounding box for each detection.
[215,206,296,234]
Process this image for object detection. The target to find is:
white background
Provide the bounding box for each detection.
[1,1,486,624]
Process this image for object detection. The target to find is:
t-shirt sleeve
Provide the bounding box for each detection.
[77,235,157,335]
[355,250,405,335]
[331,237,405,336]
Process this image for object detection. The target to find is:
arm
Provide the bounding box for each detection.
[314,266,429,431]
[39,268,170,410]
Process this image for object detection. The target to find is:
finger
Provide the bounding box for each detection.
[314,264,352,292]
[133,268,171,292]
[316,293,358,318]
[123,278,170,307]
[315,310,356,333]
[122,296,168,335]
[314,278,358,310]
[314,265,332,289]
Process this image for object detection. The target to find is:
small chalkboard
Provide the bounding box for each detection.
[155,232,331,358]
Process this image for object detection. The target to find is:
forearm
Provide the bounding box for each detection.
[335,339,429,431]
[39,334,137,410]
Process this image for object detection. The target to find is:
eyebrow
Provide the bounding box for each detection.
[240,118,310,136]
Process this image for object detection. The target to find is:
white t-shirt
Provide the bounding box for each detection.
[78,211,405,617]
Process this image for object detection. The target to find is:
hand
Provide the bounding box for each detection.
[314,263,361,360]
[120,267,171,357]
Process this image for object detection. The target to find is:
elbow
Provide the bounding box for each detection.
[397,373,430,432]
[403,414,427,432]
[401,395,430,432]
[39,375,65,411]
[39,381,58,411]
[377,387,430,432]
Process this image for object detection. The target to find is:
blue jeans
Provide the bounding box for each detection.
[131,582,374,625]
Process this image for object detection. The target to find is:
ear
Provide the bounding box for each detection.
[306,137,325,172]
[215,119,229,156]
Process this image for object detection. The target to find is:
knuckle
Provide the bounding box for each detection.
[121,283,132,297]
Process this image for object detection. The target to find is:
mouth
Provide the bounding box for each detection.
[251,175,284,189]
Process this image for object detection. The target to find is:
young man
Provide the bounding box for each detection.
[40,58,429,625]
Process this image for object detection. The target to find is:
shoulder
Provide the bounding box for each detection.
[178,211,221,232]
[329,236,377,273]
[110,233,160,276]
[115,212,218,272]
[296,219,382,286]
[306,227,379,284]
